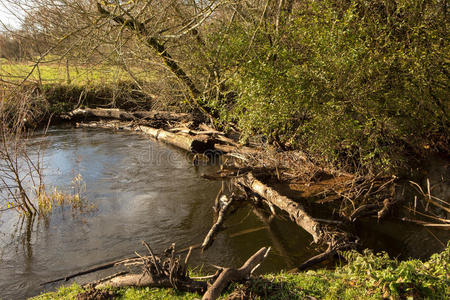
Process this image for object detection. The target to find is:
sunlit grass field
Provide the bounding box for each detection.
[0,58,150,86]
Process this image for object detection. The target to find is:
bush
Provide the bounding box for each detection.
[213,0,449,174]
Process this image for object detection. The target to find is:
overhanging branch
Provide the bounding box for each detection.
[96,2,201,100]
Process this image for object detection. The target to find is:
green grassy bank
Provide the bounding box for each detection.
[0,59,149,86]
[34,243,449,300]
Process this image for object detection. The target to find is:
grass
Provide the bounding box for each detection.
[0,59,155,119]
[33,243,450,299]
[33,285,200,300]
[0,58,151,86]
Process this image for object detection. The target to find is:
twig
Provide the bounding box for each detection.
[40,256,138,286]
[142,240,162,276]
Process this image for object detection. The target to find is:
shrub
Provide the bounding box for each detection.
[214,0,449,174]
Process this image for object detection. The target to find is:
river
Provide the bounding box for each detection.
[0,127,448,299]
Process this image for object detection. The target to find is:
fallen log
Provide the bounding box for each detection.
[236,172,324,243]
[214,143,260,155]
[64,108,193,123]
[202,247,271,300]
[65,108,264,156]
[95,273,207,293]
[94,242,207,294]
[138,125,215,153]
[75,241,270,300]
[76,120,215,153]
[236,172,361,270]
[76,119,260,156]
[201,195,234,251]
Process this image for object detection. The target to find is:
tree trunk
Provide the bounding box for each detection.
[237,172,324,243]
[202,247,270,300]
[65,107,193,124]
[96,3,201,100]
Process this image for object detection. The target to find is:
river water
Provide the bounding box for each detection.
[0,128,448,299]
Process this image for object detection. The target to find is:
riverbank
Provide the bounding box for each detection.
[3,82,448,249]
[1,82,449,299]
[34,242,450,299]
[2,1,448,298]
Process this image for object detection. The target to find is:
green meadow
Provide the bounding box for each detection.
[0,59,148,86]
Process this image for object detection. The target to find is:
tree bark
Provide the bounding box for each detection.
[96,3,201,100]
[138,125,214,153]
[202,247,270,300]
[237,172,324,243]
[95,274,207,293]
[65,107,193,123]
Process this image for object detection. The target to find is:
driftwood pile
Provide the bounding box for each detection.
[62,107,257,155]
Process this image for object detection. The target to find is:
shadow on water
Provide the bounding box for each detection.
[0,127,448,299]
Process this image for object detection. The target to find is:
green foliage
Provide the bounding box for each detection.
[33,283,84,300]
[339,245,450,298]
[34,284,200,300]
[35,244,449,300]
[213,0,449,174]
[241,243,450,299]
[116,287,199,300]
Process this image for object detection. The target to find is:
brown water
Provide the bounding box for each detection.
[0,128,448,299]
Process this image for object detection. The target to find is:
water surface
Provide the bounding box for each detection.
[0,128,447,299]
[0,128,310,299]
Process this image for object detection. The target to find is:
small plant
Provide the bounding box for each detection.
[34,173,94,216]
[338,245,450,299]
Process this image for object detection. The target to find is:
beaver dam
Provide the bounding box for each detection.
[0,109,448,299]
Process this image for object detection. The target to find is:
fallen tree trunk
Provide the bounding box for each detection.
[236,172,360,270]
[75,241,269,300]
[76,119,259,156]
[237,172,324,243]
[95,273,207,293]
[76,121,215,153]
[64,108,264,156]
[64,108,193,124]
[138,125,215,153]
[214,143,260,155]
[201,195,234,251]
[202,247,270,300]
